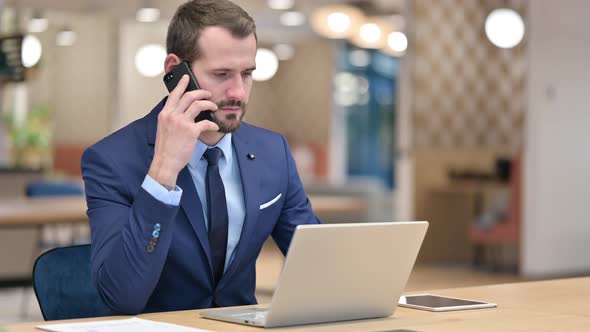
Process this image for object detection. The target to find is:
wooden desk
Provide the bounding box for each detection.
[308,196,368,215]
[0,197,88,226]
[6,277,590,331]
[0,195,366,227]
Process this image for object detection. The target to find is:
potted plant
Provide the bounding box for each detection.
[1,105,51,169]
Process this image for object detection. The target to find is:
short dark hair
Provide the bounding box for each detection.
[166,0,257,63]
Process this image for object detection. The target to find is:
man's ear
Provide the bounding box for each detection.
[164,54,182,74]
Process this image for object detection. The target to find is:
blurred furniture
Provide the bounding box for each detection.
[305,179,393,223]
[52,143,87,177]
[469,157,521,271]
[0,168,43,283]
[308,195,368,217]
[0,196,87,226]
[0,194,89,318]
[25,180,83,197]
[33,245,113,320]
[418,181,509,264]
[25,180,87,247]
[9,277,590,331]
[0,195,367,226]
[0,196,88,296]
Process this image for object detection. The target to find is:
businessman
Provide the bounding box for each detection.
[81,0,320,315]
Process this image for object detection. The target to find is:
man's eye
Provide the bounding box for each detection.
[242,72,253,78]
[215,72,228,78]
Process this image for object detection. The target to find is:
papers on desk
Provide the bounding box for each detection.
[36,317,212,332]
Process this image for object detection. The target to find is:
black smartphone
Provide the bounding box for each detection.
[163,61,214,123]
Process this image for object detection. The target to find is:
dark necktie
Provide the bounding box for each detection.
[204,147,228,284]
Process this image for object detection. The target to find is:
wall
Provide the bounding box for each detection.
[116,20,169,129]
[410,0,527,227]
[523,0,590,278]
[248,40,333,146]
[29,11,116,145]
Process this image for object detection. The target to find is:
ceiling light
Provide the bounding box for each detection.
[273,43,295,61]
[485,8,525,49]
[28,11,48,33]
[311,5,364,39]
[360,23,381,44]
[350,18,391,49]
[280,11,305,27]
[136,7,160,23]
[135,44,167,77]
[56,27,76,46]
[22,35,42,68]
[328,12,351,33]
[253,48,279,81]
[388,31,408,53]
[267,0,294,10]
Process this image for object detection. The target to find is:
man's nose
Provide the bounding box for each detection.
[226,75,247,101]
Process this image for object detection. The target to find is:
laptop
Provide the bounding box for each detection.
[200,221,429,328]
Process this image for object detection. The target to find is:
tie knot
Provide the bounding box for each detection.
[204,147,223,165]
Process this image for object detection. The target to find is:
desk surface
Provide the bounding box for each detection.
[0,195,366,226]
[0,197,88,226]
[6,277,590,332]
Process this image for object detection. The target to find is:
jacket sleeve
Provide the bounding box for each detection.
[81,146,180,314]
[271,135,321,255]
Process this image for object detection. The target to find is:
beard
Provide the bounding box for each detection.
[212,99,247,133]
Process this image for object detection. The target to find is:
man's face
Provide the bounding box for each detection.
[190,27,257,133]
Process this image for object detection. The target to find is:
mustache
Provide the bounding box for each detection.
[217,100,244,109]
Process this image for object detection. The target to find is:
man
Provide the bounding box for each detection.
[81,0,320,315]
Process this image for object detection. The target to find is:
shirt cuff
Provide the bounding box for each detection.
[142,175,182,206]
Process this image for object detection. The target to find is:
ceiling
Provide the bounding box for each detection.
[6,0,404,43]
[10,0,403,18]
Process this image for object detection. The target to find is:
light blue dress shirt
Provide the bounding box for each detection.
[142,133,246,272]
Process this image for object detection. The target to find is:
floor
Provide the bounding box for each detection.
[0,240,522,325]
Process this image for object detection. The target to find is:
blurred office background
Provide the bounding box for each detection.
[1,0,589,323]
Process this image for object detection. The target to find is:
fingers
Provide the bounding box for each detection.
[195,119,219,134]
[167,75,189,106]
[184,99,218,121]
[165,75,212,113]
[176,89,213,114]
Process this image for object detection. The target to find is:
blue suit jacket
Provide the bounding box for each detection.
[81,99,320,314]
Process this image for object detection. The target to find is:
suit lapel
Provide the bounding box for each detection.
[219,127,260,286]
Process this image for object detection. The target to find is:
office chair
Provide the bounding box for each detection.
[470,156,521,272]
[25,180,83,197]
[32,244,113,320]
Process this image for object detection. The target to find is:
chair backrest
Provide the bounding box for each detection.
[33,245,113,320]
[505,156,521,229]
[25,180,83,197]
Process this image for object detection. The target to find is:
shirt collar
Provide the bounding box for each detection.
[189,133,233,168]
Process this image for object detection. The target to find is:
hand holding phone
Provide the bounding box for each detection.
[163,61,214,123]
[148,69,219,189]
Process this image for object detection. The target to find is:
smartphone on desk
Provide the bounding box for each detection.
[163,61,214,123]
